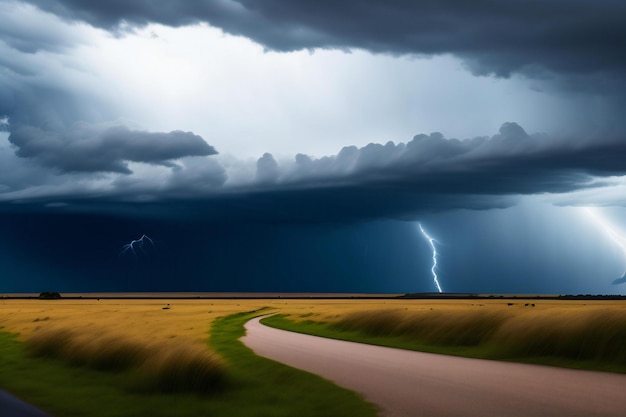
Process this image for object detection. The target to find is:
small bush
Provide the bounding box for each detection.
[38,292,61,299]
[131,343,226,393]
[25,326,226,393]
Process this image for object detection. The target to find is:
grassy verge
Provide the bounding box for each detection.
[262,309,626,374]
[208,310,377,417]
[0,310,377,417]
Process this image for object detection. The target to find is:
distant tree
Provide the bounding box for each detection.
[39,291,61,299]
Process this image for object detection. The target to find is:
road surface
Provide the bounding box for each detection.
[0,390,53,417]
[241,316,626,417]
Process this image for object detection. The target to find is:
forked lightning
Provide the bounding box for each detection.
[120,234,154,257]
[419,223,443,293]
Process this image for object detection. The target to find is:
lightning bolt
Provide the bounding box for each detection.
[580,207,626,283]
[419,223,443,293]
[120,234,154,257]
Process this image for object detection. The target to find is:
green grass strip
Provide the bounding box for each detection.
[207,310,378,417]
[0,310,377,417]
[261,314,626,374]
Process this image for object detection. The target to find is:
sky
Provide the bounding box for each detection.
[1,0,626,294]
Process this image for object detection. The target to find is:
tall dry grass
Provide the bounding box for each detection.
[25,326,226,393]
[131,343,226,393]
[0,299,280,392]
[332,307,626,366]
[492,309,626,363]
[3,298,626,376]
[334,309,512,346]
[26,328,147,371]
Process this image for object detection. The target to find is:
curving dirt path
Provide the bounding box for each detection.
[241,316,626,417]
[0,390,53,417]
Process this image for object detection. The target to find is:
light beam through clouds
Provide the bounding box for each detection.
[419,223,443,293]
[120,234,154,258]
[580,207,626,285]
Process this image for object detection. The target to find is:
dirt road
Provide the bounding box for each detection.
[241,316,626,417]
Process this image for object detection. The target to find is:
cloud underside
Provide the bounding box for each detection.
[25,0,626,79]
[9,123,217,174]
[1,1,626,223]
[2,122,626,222]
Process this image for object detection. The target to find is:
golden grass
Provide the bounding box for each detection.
[334,309,512,345]
[0,299,254,341]
[317,302,626,366]
[2,297,626,376]
[24,324,227,393]
[492,308,626,362]
[3,298,626,342]
[131,342,227,393]
[0,299,272,393]
[26,327,147,370]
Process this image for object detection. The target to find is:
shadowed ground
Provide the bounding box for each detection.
[0,390,53,417]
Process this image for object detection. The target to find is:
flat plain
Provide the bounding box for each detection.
[1,297,625,416]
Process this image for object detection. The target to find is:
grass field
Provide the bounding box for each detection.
[0,299,378,417]
[262,298,626,373]
[1,297,625,415]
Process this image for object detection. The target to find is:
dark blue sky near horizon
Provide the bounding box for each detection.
[1,201,624,295]
[0,211,430,293]
[2,1,626,295]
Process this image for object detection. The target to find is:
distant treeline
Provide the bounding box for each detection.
[0,292,624,300]
[400,293,626,300]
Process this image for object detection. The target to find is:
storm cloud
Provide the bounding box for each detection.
[0,0,92,53]
[268,122,626,195]
[25,0,626,80]
[1,1,626,294]
[9,123,217,174]
[1,0,625,223]
[2,122,625,224]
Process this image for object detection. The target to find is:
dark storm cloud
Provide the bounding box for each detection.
[167,157,227,191]
[191,122,623,222]
[8,123,217,174]
[256,152,279,183]
[0,2,625,222]
[4,122,626,223]
[0,1,88,53]
[276,123,625,196]
[25,0,626,79]
[0,39,113,132]
[108,156,227,199]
